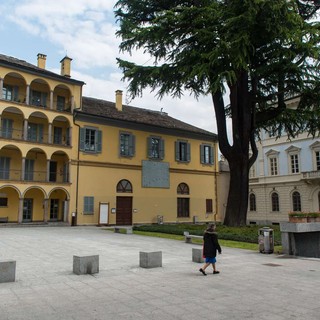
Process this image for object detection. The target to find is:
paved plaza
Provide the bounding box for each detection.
[0,226,319,320]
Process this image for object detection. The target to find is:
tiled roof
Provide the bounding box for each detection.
[80,96,217,139]
[0,54,84,85]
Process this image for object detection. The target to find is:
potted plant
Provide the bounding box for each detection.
[288,212,320,223]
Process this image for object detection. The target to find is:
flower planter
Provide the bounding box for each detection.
[288,212,320,223]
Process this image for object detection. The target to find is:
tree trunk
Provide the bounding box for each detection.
[212,70,253,226]
[224,157,249,226]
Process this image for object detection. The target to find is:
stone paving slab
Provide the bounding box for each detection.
[0,226,319,319]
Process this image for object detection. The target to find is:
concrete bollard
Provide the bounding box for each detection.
[73,255,99,275]
[192,248,204,263]
[139,251,162,268]
[0,260,16,283]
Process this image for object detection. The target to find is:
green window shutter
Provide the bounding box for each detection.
[13,86,19,101]
[96,130,102,153]
[129,134,135,156]
[79,128,85,151]
[200,145,205,164]
[175,141,180,161]
[159,139,165,160]
[38,124,44,142]
[210,146,214,164]
[41,92,47,107]
[186,143,191,162]
[147,137,152,158]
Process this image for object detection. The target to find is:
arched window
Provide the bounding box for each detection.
[177,183,189,217]
[116,179,132,193]
[249,193,256,211]
[292,191,301,212]
[177,183,189,195]
[271,192,279,212]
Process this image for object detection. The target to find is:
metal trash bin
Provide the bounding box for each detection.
[258,227,274,254]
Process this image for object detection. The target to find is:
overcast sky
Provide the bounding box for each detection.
[0,0,231,135]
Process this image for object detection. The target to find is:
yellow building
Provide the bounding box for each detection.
[0,53,220,226]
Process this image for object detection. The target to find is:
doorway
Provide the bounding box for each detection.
[116,197,132,225]
[23,198,33,222]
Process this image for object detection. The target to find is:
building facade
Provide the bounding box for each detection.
[248,97,320,224]
[0,53,220,226]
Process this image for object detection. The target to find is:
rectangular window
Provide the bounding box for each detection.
[50,199,59,220]
[1,118,13,139]
[27,123,44,143]
[57,96,66,111]
[175,141,191,162]
[2,85,18,101]
[120,133,135,157]
[79,128,102,153]
[24,159,34,181]
[206,199,213,213]
[200,144,214,164]
[147,137,164,159]
[290,154,299,173]
[316,151,320,171]
[0,198,8,207]
[270,157,278,176]
[49,161,57,182]
[0,157,10,179]
[83,196,94,214]
[177,198,190,217]
[30,90,47,107]
[53,127,62,144]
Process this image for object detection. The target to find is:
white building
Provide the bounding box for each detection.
[248,99,320,225]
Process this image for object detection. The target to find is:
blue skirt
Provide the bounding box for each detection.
[205,257,216,263]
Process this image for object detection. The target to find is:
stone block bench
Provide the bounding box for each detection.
[114,226,133,234]
[184,231,203,244]
[192,248,204,263]
[73,255,99,275]
[139,251,162,268]
[0,217,8,223]
[0,260,16,283]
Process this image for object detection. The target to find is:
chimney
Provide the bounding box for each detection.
[115,90,123,111]
[60,56,72,78]
[37,53,47,69]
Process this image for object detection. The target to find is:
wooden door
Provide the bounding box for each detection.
[116,197,132,225]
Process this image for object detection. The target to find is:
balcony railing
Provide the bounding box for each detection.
[302,171,320,179]
[0,127,70,146]
[0,169,69,183]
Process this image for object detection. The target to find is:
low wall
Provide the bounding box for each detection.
[280,222,320,258]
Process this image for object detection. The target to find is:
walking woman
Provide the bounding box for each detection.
[199,223,222,276]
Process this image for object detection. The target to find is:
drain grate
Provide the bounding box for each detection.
[262,263,282,267]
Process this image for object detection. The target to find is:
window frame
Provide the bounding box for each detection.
[206,199,213,213]
[249,193,256,211]
[271,192,280,212]
[83,196,94,214]
[292,191,301,212]
[119,132,135,157]
[79,127,102,153]
[200,144,214,165]
[175,140,191,163]
[147,136,164,160]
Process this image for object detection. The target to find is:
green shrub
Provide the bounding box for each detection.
[133,224,281,246]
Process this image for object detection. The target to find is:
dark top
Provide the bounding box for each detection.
[203,231,222,258]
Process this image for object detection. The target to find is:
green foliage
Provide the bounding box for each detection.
[289,212,320,218]
[133,223,282,246]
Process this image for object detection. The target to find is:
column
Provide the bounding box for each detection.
[46,160,50,182]
[26,85,30,105]
[48,123,52,144]
[0,78,3,99]
[21,158,25,181]
[44,199,49,223]
[23,119,28,140]
[18,198,23,223]
[50,90,53,110]
[71,96,74,112]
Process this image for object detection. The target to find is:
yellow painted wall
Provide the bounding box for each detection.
[0,187,19,222]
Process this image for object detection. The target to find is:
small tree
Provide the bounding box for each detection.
[115,0,320,226]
